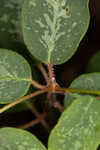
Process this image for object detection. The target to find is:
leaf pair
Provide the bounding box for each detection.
[0,0,90,102]
[1,96,100,150]
[1,71,100,149]
[0,51,100,149]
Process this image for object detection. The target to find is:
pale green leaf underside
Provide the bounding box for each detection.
[0,49,31,104]
[48,97,100,150]
[0,127,47,150]
[22,0,90,65]
[64,93,76,109]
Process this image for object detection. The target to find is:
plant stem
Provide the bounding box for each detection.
[55,87,100,95]
[53,101,64,112]
[17,114,46,129]
[1,83,100,115]
[69,88,100,95]
[0,88,48,114]
[47,63,55,83]
[18,119,40,129]
[31,79,46,89]
[26,102,50,132]
[47,63,59,92]
[36,63,49,84]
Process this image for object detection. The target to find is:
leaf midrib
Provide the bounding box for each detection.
[47,0,61,62]
[0,77,30,82]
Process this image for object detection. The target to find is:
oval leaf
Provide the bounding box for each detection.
[69,73,100,92]
[0,49,31,104]
[0,127,47,150]
[64,73,100,108]
[22,0,90,65]
[48,97,100,150]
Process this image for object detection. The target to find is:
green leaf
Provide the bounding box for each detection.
[22,0,90,65]
[48,96,100,150]
[0,49,31,104]
[0,0,23,48]
[69,73,100,92]
[64,73,100,109]
[64,93,77,109]
[0,127,47,150]
[86,51,100,73]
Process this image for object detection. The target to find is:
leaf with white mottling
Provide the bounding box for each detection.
[0,49,31,104]
[22,0,90,65]
[48,96,100,150]
[0,127,47,150]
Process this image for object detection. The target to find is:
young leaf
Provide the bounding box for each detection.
[0,49,32,104]
[0,127,47,150]
[48,96,100,150]
[86,51,100,73]
[22,0,90,65]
